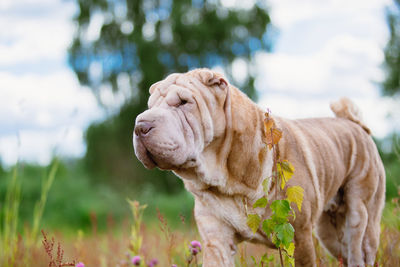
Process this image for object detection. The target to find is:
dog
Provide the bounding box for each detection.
[133,68,385,267]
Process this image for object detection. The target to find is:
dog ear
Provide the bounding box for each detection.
[196,69,228,90]
[207,77,228,89]
[149,83,158,94]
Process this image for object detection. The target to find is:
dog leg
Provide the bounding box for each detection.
[316,210,345,259]
[344,197,368,267]
[317,188,349,262]
[195,203,236,267]
[362,175,385,266]
[294,225,317,267]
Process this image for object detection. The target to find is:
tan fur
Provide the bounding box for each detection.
[133,68,385,267]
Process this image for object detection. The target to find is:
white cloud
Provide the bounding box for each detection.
[0,70,103,165]
[0,0,103,166]
[0,0,397,166]
[258,95,397,138]
[255,0,397,138]
[255,35,384,97]
[0,126,86,165]
[0,0,76,66]
[268,0,391,33]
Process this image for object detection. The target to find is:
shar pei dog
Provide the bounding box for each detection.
[133,68,385,267]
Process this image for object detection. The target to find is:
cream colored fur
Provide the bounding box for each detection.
[133,69,385,267]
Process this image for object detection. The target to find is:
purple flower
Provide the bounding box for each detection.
[190,247,199,255]
[190,240,202,251]
[76,263,85,267]
[132,255,141,266]
[147,258,158,267]
[171,264,177,267]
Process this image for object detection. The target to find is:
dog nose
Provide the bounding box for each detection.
[135,121,154,136]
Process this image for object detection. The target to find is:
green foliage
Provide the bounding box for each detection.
[252,197,268,209]
[270,200,291,221]
[0,160,195,233]
[277,160,294,189]
[286,186,304,212]
[127,200,147,256]
[247,112,304,266]
[69,0,273,192]
[274,222,294,248]
[384,0,400,95]
[375,134,400,199]
[0,166,20,267]
[29,159,59,246]
[247,213,261,234]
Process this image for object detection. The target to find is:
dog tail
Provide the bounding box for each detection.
[330,97,371,135]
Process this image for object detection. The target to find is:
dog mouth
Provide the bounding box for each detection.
[146,150,158,167]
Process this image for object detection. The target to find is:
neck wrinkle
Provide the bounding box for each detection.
[223,87,270,196]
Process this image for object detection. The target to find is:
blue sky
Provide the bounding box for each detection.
[0,0,398,166]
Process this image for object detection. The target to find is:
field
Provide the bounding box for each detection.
[0,158,400,267]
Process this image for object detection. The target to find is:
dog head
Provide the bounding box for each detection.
[133,69,230,171]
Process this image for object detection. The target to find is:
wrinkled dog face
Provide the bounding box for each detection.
[133,69,228,171]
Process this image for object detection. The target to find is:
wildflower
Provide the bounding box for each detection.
[171,264,177,267]
[76,263,85,267]
[190,247,199,255]
[147,258,158,267]
[132,255,141,266]
[190,240,202,251]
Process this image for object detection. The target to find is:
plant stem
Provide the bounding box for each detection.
[278,248,284,267]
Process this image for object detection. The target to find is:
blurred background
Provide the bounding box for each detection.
[0,0,399,232]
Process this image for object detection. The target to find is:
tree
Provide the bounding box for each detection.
[384,0,400,96]
[68,0,273,192]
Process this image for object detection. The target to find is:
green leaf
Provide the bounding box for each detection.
[250,256,257,265]
[247,214,261,234]
[286,242,295,257]
[286,186,304,212]
[270,199,291,219]
[261,253,274,263]
[262,179,269,195]
[262,218,275,237]
[253,197,268,209]
[287,255,295,267]
[277,160,294,189]
[272,234,281,247]
[274,222,295,248]
[250,256,257,266]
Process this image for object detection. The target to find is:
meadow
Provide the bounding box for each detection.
[0,134,399,266]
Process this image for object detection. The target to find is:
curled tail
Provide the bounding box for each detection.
[330,97,371,135]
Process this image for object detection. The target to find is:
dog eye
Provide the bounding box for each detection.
[179,99,188,106]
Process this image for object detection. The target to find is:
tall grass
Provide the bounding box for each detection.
[0,159,59,266]
[29,159,60,246]
[1,166,21,267]
[0,157,399,266]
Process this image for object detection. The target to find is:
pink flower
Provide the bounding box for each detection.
[171,264,177,267]
[190,240,202,251]
[190,247,199,255]
[76,263,85,267]
[132,255,141,266]
[147,258,158,267]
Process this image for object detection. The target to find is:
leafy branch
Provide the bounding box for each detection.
[246,111,304,267]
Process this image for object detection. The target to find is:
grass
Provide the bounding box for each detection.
[0,158,399,266]
[0,203,399,266]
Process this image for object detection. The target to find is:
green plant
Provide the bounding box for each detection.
[246,112,304,267]
[29,158,60,246]
[127,199,147,261]
[0,165,21,267]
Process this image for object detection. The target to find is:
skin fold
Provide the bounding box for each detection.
[133,69,385,267]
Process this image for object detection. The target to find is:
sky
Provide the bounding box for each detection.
[0,0,398,166]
